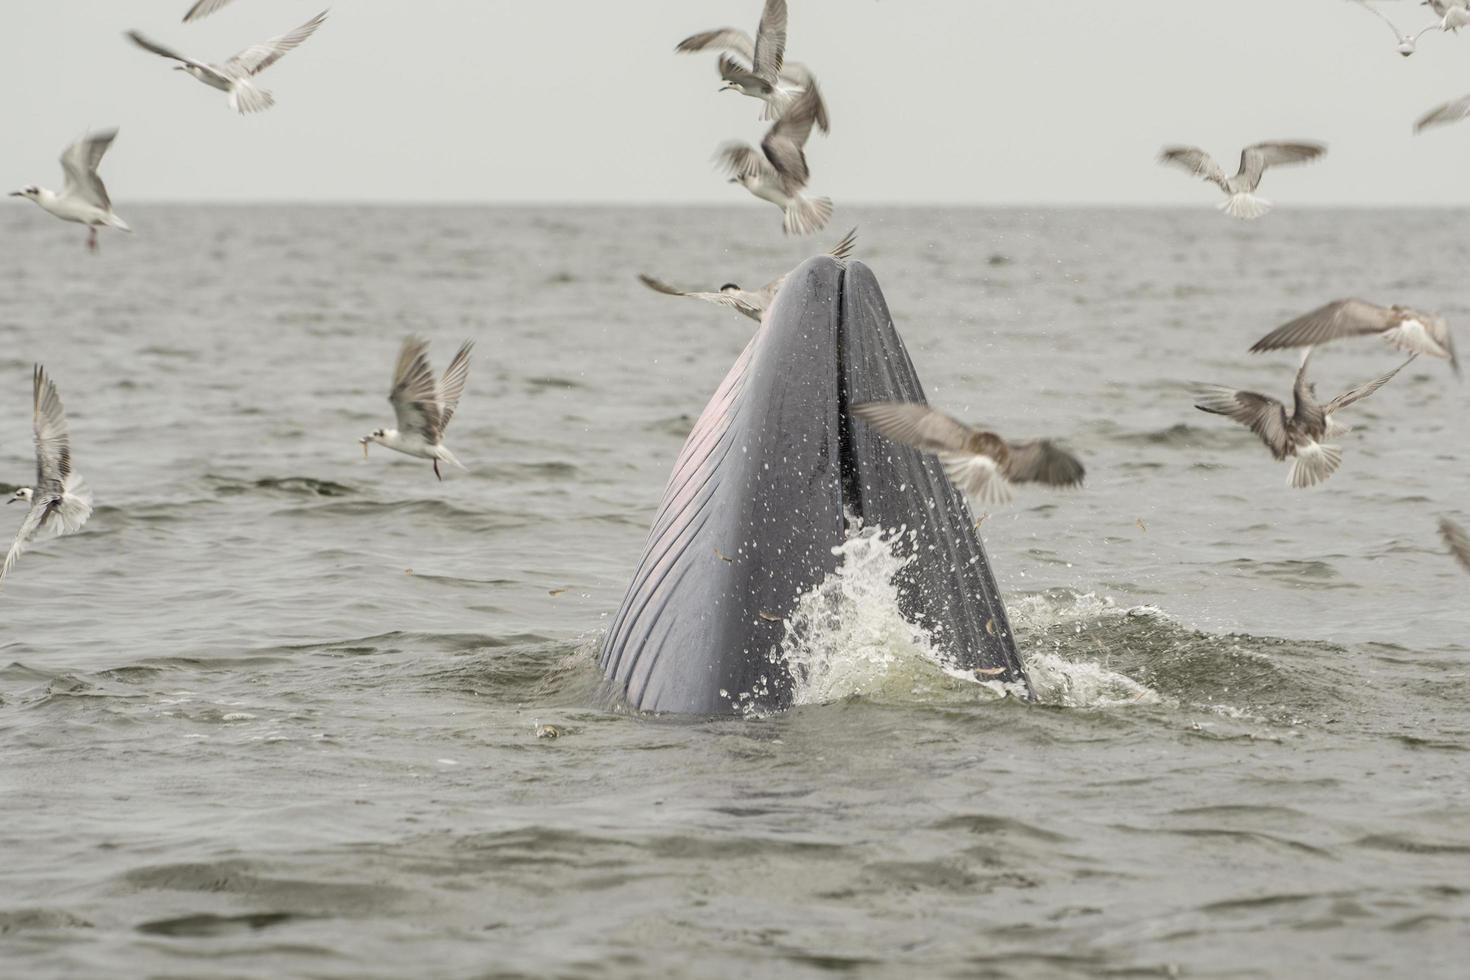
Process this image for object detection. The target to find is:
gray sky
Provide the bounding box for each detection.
[6,0,1470,204]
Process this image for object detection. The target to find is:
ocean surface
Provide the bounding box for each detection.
[1,205,1467,978]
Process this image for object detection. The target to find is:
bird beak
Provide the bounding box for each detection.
[7,191,21,197]
[5,497,16,504]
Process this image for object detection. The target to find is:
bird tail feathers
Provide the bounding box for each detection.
[1289,443,1342,489]
[438,447,467,471]
[783,195,833,237]
[230,81,276,115]
[105,214,132,233]
[1220,193,1272,220]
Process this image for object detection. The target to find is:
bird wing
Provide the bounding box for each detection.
[751,0,788,84]
[753,228,858,301]
[387,336,444,441]
[32,365,73,497]
[638,275,757,314]
[675,27,755,61]
[59,129,118,211]
[1002,440,1086,488]
[1159,147,1227,189]
[1351,0,1407,39]
[1324,354,1416,415]
[1236,141,1326,190]
[851,401,981,455]
[1250,299,1397,352]
[717,53,765,90]
[182,0,240,22]
[225,10,328,77]
[1440,517,1470,575]
[777,62,830,132]
[761,82,824,188]
[717,142,777,182]
[125,30,224,77]
[1415,94,1470,133]
[435,341,473,432]
[0,505,48,588]
[1194,386,1291,459]
[1290,349,1327,434]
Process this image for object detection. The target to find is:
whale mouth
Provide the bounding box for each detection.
[600,256,1030,715]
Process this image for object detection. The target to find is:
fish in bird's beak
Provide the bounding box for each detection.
[359,437,370,459]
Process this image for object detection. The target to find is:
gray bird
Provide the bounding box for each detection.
[1439,517,1470,575]
[677,0,830,130]
[637,227,857,322]
[717,83,832,236]
[3,366,93,590]
[126,10,328,114]
[1195,351,1415,488]
[1250,299,1459,376]
[852,402,1085,506]
[1159,141,1327,219]
[182,0,242,21]
[1415,92,1470,132]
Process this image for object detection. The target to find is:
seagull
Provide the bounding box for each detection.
[637,227,857,322]
[1158,141,1327,220]
[360,336,473,481]
[1348,0,1440,55]
[1250,299,1459,376]
[2,366,93,591]
[851,402,1085,506]
[126,10,329,115]
[1439,517,1470,575]
[1194,351,1415,488]
[182,0,242,21]
[10,129,131,252]
[717,84,832,236]
[677,0,830,129]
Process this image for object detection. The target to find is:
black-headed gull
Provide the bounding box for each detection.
[851,402,1085,507]
[1158,141,1326,220]
[360,336,473,481]
[1194,351,1415,488]
[3,366,93,591]
[10,129,131,253]
[126,10,328,115]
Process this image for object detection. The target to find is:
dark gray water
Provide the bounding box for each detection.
[1,205,1467,978]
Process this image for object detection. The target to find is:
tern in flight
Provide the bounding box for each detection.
[1159,141,1326,220]
[3,366,93,591]
[852,402,1085,507]
[126,10,329,114]
[360,336,473,481]
[1251,299,1458,376]
[677,0,830,129]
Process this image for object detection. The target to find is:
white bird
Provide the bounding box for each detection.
[1348,0,1440,55]
[1250,299,1459,376]
[182,0,243,21]
[1159,141,1327,220]
[1195,350,1415,489]
[10,129,131,253]
[360,336,473,481]
[851,402,1085,507]
[677,0,830,129]
[126,10,329,115]
[637,227,857,322]
[3,366,93,590]
[1424,0,1470,31]
[717,84,832,236]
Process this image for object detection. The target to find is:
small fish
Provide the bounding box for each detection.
[757,611,782,622]
[1136,518,1148,533]
[714,547,734,563]
[548,587,568,597]
[974,666,1006,678]
[984,618,996,636]
[535,723,563,739]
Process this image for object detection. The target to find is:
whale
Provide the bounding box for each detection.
[601,256,1030,714]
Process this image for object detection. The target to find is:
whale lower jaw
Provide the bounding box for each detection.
[600,257,1030,715]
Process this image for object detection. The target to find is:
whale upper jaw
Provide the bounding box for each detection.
[601,256,1030,715]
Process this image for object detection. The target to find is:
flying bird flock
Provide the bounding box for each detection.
[5,0,1469,594]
